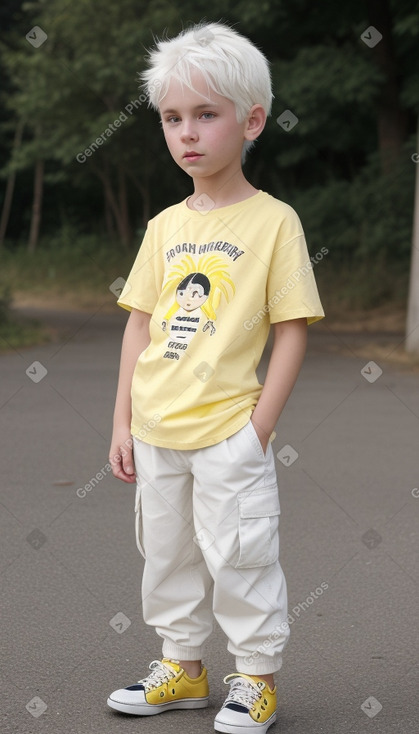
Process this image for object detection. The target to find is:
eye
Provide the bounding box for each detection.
[200,112,215,120]
[165,115,180,124]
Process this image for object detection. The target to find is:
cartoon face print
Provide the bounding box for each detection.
[161,254,235,360]
[176,273,210,311]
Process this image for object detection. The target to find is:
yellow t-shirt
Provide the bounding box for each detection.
[118,190,324,449]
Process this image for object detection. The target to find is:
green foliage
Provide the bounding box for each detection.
[0,312,49,352]
[0,280,12,324]
[1,229,139,298]
[0,0,418,310]
[293,139,415,263]
[314,256,409,311]
[0,274,49,351]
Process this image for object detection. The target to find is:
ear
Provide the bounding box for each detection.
[244,104,267,141]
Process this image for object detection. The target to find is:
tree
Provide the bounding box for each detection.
[1,0,182,247]
[0,119,23,247]
[0,0,418,289]
[405,119,419,353]
[366,0,408,172]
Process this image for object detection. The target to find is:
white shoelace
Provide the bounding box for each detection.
[137,660,177,693]
[222,674,264,710]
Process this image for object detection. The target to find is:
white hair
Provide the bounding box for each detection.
[140,22,272,156]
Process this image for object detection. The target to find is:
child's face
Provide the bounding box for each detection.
[159,72,248,180]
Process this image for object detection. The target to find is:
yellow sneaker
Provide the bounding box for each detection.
[107,658,209,715]
[214,673,277,734]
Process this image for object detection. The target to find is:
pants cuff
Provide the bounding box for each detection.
[235,654,283,676]
[162,640,205,661]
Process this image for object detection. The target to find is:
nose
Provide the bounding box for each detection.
[180,119,198,142]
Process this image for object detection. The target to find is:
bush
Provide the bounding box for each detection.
[0,280,49,352]
[293,142,415,267]
[0,282,12,325]
[1,230,140,302]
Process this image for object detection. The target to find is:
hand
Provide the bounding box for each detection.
[109,430,136,483]
[202,320,215,335]
[250,418,270,456]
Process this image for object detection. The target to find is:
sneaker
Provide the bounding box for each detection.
[214,673,277,734]
[107,658,209,715]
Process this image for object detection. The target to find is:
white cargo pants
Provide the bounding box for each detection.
[133,420,289,675]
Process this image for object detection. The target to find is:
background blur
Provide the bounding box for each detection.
[0,0,418,339]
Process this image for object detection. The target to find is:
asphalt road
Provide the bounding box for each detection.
[1,307,418,734]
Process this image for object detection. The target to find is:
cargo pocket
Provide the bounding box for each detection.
[134,485,146,558]
[236,485,280,568]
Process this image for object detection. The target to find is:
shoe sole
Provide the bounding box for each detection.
[214,711,276,734]
[107,696,209,716]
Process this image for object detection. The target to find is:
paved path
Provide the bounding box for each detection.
[1,307,418,734]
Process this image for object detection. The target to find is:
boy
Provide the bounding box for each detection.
[107,21,324,734]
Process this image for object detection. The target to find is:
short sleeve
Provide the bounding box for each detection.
[117,223,162,314]
[267,208,324,326]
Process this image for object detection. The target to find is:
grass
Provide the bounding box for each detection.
[0,314,50,353]
[1,234,138,309]
[0,282,50,352]
[0,235,138,351]
[313,256,409,326]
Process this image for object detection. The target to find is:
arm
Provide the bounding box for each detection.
[251,318,307,454]
[109,308,151,483]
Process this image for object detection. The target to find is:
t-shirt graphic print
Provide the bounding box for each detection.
[161,254,235,360]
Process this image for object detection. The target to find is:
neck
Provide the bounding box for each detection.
[187,167,258,210]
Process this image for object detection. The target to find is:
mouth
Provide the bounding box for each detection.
[183,151,203,161]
